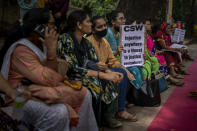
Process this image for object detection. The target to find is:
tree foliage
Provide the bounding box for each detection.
[173,0,194,22]
[71,0,120,16]
[173,0,196,36]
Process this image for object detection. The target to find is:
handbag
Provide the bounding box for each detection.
[154,72,168,93]
[127,69,161,107]
[64,80,82,90]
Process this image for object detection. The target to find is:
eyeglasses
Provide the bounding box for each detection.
[119,17,126,21]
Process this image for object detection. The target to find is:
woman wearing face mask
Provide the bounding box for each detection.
[57,10,124,128]
[0,8,97,131]
[87,16,137,122]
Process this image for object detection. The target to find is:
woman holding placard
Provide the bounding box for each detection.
[105,10,145,90]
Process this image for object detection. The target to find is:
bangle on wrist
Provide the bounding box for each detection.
[97,71,100,79]
[47,56,57,61]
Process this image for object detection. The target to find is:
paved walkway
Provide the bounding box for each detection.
[0,38,196,131]
[104,41,197,131]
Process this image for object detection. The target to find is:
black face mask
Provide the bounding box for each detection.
[114,26,120,32]
[95,29,107,37]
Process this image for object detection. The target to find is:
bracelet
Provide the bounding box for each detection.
[47,56,57,61]
[97,71,100,79]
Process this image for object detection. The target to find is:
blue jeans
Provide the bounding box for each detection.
[111,68,129,112]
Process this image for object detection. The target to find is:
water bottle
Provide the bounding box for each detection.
[12,85,25,121]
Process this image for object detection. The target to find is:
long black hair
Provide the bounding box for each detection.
[151,22,163,50]
[0,8,50,68]
[66,10,96,66]
[66,10,89,32]
[106,10,122,26]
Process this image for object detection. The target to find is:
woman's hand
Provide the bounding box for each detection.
[39,27,59,60]
[157,50,164,55]
[6,87,31,105]
[177,48,186,54]
[119,65,136,81]
[101,72,123,84]
[22,88,32,101]
[117,44,123,53]
[105,69,112,73]
[126,71,136,81]
[143,54,148,60]
[44,27,59,50]
[114,45,123,56]
[96,62,108,71]
[28,85,60,104]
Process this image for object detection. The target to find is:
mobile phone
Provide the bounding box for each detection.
[34,24,46,38]
[21,78,34,86]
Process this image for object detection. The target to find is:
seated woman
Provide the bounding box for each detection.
[151,23,184,86]
[133,19,159,80]
[57,10,123,128]
[0,74,31,131]
[155,23,188,78]
[0,8,98,131]
[87,16,137,122]
[169,25,193,61]
[105,10,144,89]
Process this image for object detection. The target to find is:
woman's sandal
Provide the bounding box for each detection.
[116,111,138,122]
[170,80,184,86]
[173,74,184,79]
[188,91,197,97]
[178,69,190,75]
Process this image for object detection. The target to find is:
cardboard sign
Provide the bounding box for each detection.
[121,25,145,67]
[172,28,186,43]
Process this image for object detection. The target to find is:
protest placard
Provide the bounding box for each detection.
[172,28,186,43]
[121,25,145,67]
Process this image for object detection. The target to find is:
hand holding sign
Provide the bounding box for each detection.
[118,44,123,53]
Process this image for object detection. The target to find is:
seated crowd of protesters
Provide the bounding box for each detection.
[0,1,193,130]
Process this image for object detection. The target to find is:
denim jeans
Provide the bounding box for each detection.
[111,68,129,112]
